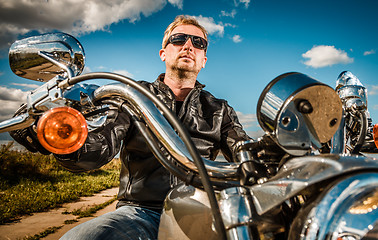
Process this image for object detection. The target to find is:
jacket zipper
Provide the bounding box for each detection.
[125,154,133,196]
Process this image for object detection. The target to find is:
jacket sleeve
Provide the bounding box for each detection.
[54,110,131,172]
[220,102,251,162]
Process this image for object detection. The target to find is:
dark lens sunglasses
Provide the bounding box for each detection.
[165,33,208,50]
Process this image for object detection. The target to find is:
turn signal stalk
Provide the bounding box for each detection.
[37,107,88,154]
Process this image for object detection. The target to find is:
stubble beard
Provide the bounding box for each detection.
[170,59,200,81]
[172,66,196,80]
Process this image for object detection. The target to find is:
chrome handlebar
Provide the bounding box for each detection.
[92,83,240,179]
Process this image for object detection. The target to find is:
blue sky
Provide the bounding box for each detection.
[0,0,377,139]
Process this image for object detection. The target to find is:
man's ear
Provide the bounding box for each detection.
[202,56,207,68]
[159,49,166,61]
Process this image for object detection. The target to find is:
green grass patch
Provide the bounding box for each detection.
[70,197,117,218]
[23,226,63,240]
[64,219,78,224]
[0,142,121,224]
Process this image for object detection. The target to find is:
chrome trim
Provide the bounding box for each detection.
[257,72,342,155]
[330,113,347,154]
[257,73,319,133]
[289,172,378,240]
[219,187,254,239]
[27,77,66,112]
[0,113,34,133]
[86,115,107,131]
[249,154,378,215]
[336,71,364,90]
[337,85,367,108]
[235,139,259,163]
[38,51,73,79]
[92,83,240,179]
[0,76,66,133]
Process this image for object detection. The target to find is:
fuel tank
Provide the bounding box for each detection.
[158,184,219,240]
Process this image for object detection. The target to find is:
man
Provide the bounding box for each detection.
[13,15,250,239]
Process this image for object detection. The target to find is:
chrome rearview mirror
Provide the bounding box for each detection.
[9,32,85,82]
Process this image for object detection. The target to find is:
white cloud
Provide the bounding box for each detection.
[82,66,93,74]
[0,86,28,121]
[220,9,237,18]
[0,0,182,49]
[234,0,250,8]
[0,101,25,122]
[302,45,354,68]
[224,23,237,28]
[368,85,378,96]
[0,23,30,49]
[0,86,28,102]
[192,15,224,36]
[247,129,264,139]
[235,111,263,138]
[236,111,257,129]
[114,69,134,78]
[232,35,242,43]
[12,83,41,89]
[85,65,133,78]
[364,49,376,56]
[167,0,183,10]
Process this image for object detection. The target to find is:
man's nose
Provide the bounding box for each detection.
[182,38,194,51]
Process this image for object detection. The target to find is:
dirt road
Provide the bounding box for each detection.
[0,187,119,240]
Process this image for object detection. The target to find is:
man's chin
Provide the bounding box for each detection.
[171,66,200,77]
[170,62,200,74]
[176,64,194,72]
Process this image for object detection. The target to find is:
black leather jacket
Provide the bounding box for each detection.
[56,74,250,212]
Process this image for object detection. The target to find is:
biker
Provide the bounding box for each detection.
[11,15,250,239]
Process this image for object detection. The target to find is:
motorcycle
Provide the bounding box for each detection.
[1,32,377,239]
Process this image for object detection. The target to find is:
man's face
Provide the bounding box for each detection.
[159,24,207,75]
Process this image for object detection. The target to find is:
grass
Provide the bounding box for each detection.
[0,142,121,224]
[22,197,118,240]
[23,226,63,240]
[70,197,117,218]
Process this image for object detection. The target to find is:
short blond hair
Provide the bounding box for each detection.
[162,15,208,49]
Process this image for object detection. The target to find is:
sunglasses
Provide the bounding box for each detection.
[165,33,208,50]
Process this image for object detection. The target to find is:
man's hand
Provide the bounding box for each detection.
[9,104,51,155]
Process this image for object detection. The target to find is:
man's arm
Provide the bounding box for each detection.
[220,102,251,162]
[54,110,131,172]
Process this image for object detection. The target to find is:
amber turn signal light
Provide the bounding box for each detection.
[37,107,88,154]
[373,124,378,149]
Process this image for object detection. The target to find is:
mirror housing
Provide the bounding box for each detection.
[9,32,85,82]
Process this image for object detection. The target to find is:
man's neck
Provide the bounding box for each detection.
[164,70,197,101]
